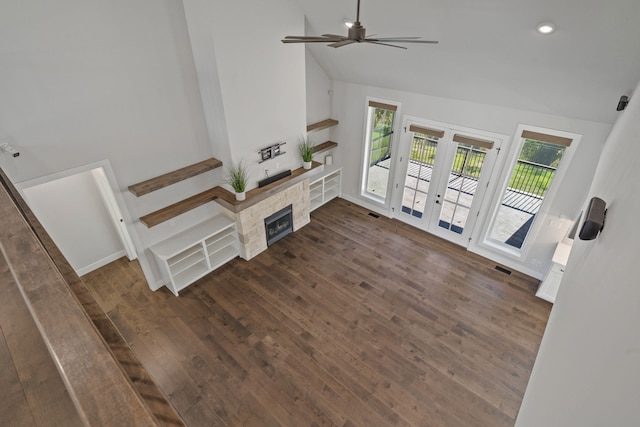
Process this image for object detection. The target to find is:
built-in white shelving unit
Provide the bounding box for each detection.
[150,215,239,296]
[309,166,342,211]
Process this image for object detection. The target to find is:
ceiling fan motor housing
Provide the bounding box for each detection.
[348,23,366,41]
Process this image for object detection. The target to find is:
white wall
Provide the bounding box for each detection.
[199,0,307,189]
[0,0,224,289]
[328,80,612,277]
[0,0,213,184]
[305,50,337,161]
[306,51,332,125]
[22,170,124,274]
[516,78,640,426]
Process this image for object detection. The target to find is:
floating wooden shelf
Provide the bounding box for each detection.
[313,141,338,155]
[306,119,338,133]
[139,162,324,227]
[140,188,219,228]
[128,158,223,197]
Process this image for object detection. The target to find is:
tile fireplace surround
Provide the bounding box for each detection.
[220,180,310,260]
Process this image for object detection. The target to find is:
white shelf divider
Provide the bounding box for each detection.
[150,215,239,296]
[308,166,342,211]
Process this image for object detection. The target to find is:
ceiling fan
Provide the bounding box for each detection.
[282,0,438,49]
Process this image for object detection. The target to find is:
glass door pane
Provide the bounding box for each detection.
[437,144,487,235]
[488,138,567,249]
[401,132,439,219]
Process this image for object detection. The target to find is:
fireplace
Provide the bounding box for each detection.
[264,205,293,246]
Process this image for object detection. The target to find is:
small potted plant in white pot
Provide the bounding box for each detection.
[224,159,249,201]
[298,137,315,170]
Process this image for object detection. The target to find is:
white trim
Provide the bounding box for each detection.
[469,245,545,280]
[393,116,509,248]
[90,168,137,260]
[340,193,393,218]
[76,250,126,276]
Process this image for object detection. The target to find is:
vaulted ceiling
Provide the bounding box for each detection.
[288,0,640,124]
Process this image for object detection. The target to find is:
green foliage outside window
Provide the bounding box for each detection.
[368,108,395,165]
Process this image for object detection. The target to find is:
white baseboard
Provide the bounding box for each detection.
[339,194,393,218]
[468,245,545,280]
[149,279,167,292]
[76,250,126,276]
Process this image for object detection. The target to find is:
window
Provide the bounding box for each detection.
[361,100,398,204]
[486,128,574,251]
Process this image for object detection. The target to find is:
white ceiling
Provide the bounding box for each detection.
[287,0,640,124]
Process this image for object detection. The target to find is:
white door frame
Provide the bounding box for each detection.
[90,167,136,260]
[393,116,507,247]
[15,159,138,261]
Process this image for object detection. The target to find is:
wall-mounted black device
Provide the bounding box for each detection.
[578,197,607,240]
[258,169,291,187]
[259,142,286,163]
[617,95,630,112]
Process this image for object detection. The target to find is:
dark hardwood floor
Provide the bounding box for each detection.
[82,198,551,427]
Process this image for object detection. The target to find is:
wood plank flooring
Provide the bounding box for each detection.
[82,198,551,427]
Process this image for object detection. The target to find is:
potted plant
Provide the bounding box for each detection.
[298,137,315,169]
[224,159,249,201]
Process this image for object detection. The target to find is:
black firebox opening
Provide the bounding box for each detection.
[264,205,293,246]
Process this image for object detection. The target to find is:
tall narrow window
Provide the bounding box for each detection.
[361,100,398,204]
[487,129,573,250]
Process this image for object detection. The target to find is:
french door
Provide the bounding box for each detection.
[394,119,501,247]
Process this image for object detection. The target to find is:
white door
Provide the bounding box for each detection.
[394,119,501,247]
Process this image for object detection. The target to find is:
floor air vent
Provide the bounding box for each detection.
[368,212,380,218]
[495,265,512,275]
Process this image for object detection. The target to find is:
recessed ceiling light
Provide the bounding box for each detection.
[343,19,354,28]
[537,22,556,35]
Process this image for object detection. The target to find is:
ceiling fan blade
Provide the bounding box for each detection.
[372,36,422,40]
[322,34,346,38]
[282,39,343,44]
[283,36,341,41]
[372,38,439,44]
[282,35,344,44]
[328,40,357,48]
[364,40,407,49]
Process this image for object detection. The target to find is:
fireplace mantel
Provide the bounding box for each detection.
[210,161,323,213]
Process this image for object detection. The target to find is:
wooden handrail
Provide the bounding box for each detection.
[0,168,184,426]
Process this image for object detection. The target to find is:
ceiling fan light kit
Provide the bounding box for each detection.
[537,22,556,34]
[282,0,438,49]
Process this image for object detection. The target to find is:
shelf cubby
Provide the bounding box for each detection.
[150,215,239,295]
[308,166,342,211]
